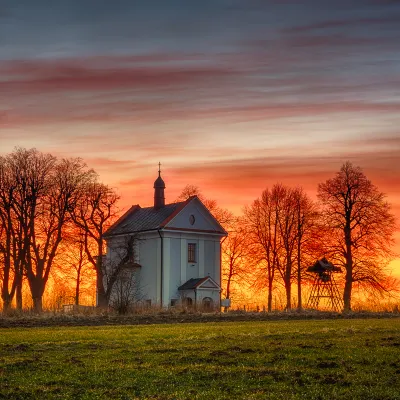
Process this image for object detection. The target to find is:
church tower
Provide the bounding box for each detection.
[154,163,165,209]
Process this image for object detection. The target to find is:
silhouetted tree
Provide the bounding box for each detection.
[318,162,397,311]
[0,148,94,312]
[71,182,120,308]
[55,228,94,306]
[292,188,320,311]
[0,156,25,311]
[221,221,250,307]
[275,185,298,310]
[246,184,320,311]
[245,187,281,312]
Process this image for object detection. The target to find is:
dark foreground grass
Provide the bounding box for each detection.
[0,319,400,399]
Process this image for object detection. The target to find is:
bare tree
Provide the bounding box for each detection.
[245,184,320,311]
[110,265,142,314]
[0,156,22,311]
[318,162,397,311]
[71,182,120,308]
[2,148,93,312]
[244,187,281,312]
[103,234,142,308]
[55,228,94,306]
[292,188,320,311]
[275,185,298,310]
[221,221,250,307]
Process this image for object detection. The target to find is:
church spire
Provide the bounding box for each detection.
[154,162,166,209]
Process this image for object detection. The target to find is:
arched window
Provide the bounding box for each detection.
[184,297,193,307]
[202,297,213,311]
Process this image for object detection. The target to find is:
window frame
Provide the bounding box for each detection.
[188,243,197,263]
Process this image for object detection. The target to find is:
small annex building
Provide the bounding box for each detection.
[103,167,227,310]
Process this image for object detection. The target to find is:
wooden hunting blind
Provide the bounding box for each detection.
[306,258,344,312]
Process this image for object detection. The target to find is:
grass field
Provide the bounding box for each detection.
[1,319,400,399]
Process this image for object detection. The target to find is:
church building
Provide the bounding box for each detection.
[103,167,227,310]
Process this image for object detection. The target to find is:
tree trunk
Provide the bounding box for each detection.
[224,275,231,312]
[75,264,82,306]
[343,269,353,312]
[297,245,302,311]
[285,279,291,311]
[32,296,43,313]
[297,270,302,312]
[343,225,353,312]
[75,279,80,306]
[95,242,108,308]
[16,280,23,311]
[96,274,108,308]
[29,279,44,313]
[285,258,292,311]
[2,296,12,313]
[267,279,273,312]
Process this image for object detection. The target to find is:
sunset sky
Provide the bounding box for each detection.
[1,1,400,273]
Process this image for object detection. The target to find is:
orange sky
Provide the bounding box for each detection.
[1,1,399,275]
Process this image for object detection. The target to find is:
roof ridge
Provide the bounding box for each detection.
[140,200,186,210]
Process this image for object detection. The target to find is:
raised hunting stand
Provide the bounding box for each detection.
[306,258,344,312]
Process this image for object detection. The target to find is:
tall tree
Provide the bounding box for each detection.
[244,187,281,312]
[318,162,397,311]
[71,182,120,308]
[246,184,320,311]
[4,148,93,312]
[221,221,250,306]
[55,228,94,306]
[0,156,25,311]
[292,188,320,311]
[275,185,298,310]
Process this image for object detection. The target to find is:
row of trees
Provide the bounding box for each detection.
[0,148,122,312]
[0,147,398,313]
[221,162,397,311]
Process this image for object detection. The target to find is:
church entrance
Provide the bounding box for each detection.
[202,297,213,311]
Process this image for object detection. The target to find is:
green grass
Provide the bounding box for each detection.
[1,319,400,399]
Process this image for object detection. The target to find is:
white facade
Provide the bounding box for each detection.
[105,196,227,309]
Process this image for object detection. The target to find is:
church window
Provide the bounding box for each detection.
[184,297,193,307]
[188,243,196,263]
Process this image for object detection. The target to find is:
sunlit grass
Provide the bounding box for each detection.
[1,319,400,399]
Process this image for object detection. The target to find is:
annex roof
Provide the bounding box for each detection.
[178,276,221,291]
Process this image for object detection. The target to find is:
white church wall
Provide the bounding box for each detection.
[186,238,199,280]
[204,240,216,280]
[214,241,221,286]
[169,238,182,303]
[137,235,160,304]
[196,289,221,308]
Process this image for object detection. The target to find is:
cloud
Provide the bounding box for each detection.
[0,59,235,95]
[111,135,400,210]
[284,15,400,34]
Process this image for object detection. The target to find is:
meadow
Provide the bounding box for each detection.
[1,319,400,399]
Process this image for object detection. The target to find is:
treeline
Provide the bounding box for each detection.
[0,148,120,313]
[0,148,398,313]
[220,163,397,312]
